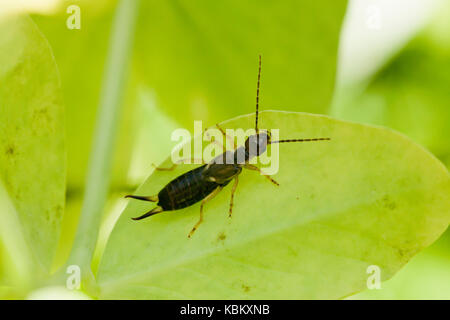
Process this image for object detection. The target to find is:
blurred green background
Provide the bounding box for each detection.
[0,0,449,299]
[334,0,450,299]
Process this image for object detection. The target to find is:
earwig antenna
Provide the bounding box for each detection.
[271,138,331,144]
[255,54,262,134]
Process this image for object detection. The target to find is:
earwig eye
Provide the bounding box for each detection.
[244,132,270,158]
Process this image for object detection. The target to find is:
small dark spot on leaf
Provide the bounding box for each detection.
[382,195,396,210]
[32,107,54,133]
[241,284,250,292]
[217,232,226,241]
[5,145,15,156]
[34,107,50,120]
[296,196,300,200]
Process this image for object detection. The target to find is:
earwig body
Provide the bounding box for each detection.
[158,165,232,211]
[126,55,331,237]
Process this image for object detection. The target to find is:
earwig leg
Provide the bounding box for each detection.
[188,186,223,238]
[228,176,239,218]
[125,194,158,202]
[131,206,163,220]
[205,129,227,154]
[206,140,226,154]
[244,164,280,186]
[216,123,236,150]
[152,158,204,171]
[205,124,235,153]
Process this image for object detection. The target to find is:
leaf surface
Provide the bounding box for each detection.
[97,112,450,299]
[0,15,65,281]
[32,0,134,191]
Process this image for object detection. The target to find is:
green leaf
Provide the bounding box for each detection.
[135,0,347,128]
[31,0,137,267]
[0,15,65,283]
[32,0,135,191]
[349,232,450,299]
[96,112,450,299]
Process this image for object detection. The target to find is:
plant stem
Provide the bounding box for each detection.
[67,0,139,274]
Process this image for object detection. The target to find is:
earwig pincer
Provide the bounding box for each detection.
[126,55,330,237]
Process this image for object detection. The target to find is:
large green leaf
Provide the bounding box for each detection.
[134,0,347,128]
[0,15,65,284]
[97,112,449,299]
[32,0,134,191]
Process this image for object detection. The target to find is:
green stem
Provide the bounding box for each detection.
[67,0,139,273]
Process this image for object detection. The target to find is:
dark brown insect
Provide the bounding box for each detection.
[126,55,330,237]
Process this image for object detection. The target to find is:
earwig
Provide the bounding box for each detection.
[126,55,330,237]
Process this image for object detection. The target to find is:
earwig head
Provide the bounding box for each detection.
[240,54,269,162]
[245,130,271,159]
[247,55,331,160]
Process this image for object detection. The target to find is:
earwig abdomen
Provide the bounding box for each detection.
[157,165,230,211]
